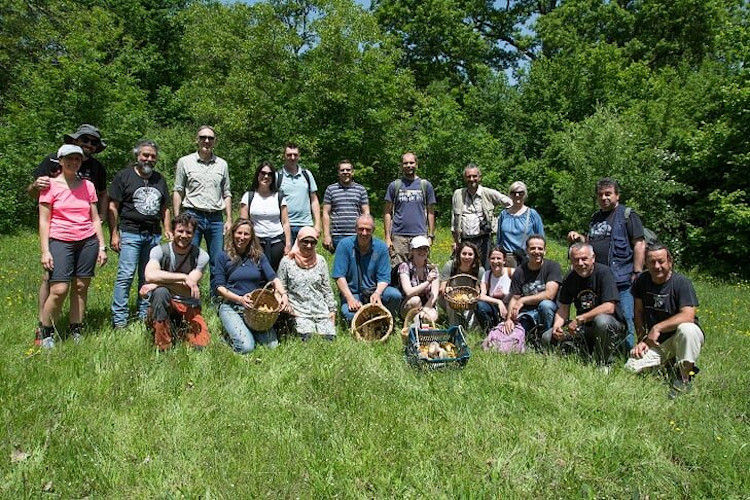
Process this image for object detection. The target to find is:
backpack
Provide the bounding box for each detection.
[624,207,658,246]
[481,322,526,353]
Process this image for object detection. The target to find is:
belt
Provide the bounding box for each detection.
[185,207,222,215]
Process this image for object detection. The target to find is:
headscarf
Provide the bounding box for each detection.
[288,226,319,269]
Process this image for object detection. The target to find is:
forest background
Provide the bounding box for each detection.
[1,0,748,275]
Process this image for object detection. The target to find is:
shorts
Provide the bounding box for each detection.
[48,236,98,282]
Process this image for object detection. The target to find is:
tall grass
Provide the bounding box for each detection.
[1,226,748,497]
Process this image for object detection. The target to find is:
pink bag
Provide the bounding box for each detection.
[482,322,526,353]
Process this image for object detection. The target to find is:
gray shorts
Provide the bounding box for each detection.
[48,236,98,282]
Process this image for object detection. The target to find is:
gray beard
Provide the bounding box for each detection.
[137,162,154,177]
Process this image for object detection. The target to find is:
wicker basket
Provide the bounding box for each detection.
[400,307,437,344]
[243,282,281,332]
[444,273,480,311]
[351,303,393,342]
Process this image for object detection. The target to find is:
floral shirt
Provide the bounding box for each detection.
[277,255,336,320]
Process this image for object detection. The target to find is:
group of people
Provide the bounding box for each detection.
[29,124,705,397]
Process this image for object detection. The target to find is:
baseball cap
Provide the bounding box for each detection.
[57,144,84,158]
[410,236,431,249]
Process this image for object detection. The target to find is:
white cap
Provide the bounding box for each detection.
[410,235,431,249]
[57,144,84,158]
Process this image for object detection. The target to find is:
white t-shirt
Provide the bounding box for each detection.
[482,268,512,301]
[240,191,287,238]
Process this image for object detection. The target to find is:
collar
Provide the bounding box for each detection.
[196,152,216,165]
[282,165,301,177]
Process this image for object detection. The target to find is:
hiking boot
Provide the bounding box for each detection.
[69,323,84,343]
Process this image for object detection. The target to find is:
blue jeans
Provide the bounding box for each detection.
[477,300,500,330]
[218,302,278,354]
[518,299,557,331]
[331,235,349,251]
[619,285,635,349]
[185,209,224,296]
[111,231,161,326]
[340,286,403,323]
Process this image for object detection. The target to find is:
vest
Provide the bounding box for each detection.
[451,186,497,235]
[159,242,200,274]
[607,204,634,287]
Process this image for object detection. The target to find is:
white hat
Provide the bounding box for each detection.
[57,144,84,158]
[410,235,431,249]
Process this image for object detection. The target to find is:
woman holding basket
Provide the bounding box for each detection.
[277,227,337,341]
[214,219,287,353]
[439,241,484,327]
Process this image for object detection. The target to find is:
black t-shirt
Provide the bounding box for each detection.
[109,166,169,234]
[632,271,700,342]
[509,259,563,299]
[559,263,623,321]
[33,153,107,193]
[588,206,644,265]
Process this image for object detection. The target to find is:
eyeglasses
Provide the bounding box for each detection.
[511,191,526,195]
[299,239,317,247]
[198,135,215,142]
[259,171,273,178]
[78,136,100,146]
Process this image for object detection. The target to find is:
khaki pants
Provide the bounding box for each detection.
[390,234,420,267]
[624,323,704,373]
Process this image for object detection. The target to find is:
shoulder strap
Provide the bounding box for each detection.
[302,169,311,191]
[247,191,255,208]
[393,179,403,210]
[420,179,427,200]
[159,242,172,271]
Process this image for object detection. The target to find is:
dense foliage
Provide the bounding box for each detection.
[1,0,747,275]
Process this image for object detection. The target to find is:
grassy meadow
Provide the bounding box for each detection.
[1,224,748,497]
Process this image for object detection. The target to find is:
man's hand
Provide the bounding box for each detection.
[504,317,515,335]
[185,275,200,299]
[498,301,508,319]
[329,311,336,324]
[370,291,382,306]
[631,341,650,359]
[647,325,662,344]
[509,301,522,321]
[567,230,585,243]
[41,251,54,271]
[385,237,393,253]
[33,176,51,192]
[164,230,174,242]
[323,234,334,252]
[110,230,121,253]
[284,243,291,255]
[139,283,157,298]
[552,325,566,341]
[223,220,232,235]
[567,318,580,334]
[97,249,108,267]
[347,297,362,312]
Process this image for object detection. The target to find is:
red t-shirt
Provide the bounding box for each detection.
[39,180,98,241]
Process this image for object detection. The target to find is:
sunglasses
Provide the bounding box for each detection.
[259,171,273,178]
[78,136,100,146]
[198,135,215,141]
[299,239,317,247]
[511,190,526,195]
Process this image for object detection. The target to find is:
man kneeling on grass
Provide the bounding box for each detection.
[625,243,704,398]
[140,213,210,350]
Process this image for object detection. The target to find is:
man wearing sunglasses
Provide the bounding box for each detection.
[27,124,109,345]
[173,125,232,297]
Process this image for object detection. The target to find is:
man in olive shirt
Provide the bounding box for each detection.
[173,125,231,295]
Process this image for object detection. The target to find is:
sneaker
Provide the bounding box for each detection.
[35,325,55,349]
[669,378,693,399]
[69,323,84,343]
[39,336,55,349]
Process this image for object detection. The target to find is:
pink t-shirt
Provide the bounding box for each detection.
[39,179,98,241]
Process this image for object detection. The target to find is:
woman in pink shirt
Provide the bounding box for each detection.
[37,145,107,348]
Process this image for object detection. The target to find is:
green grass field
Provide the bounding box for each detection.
[1,225,748,497]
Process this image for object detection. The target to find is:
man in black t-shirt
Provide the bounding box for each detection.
[544,242,627,365]
[567,178,646,350]
[625,244,704,398]
[504,235,562,335]
[108,140,171,328]
[27,124,109,344]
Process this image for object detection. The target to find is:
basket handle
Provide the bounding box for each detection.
[355,314,391,330]
[447,273,479,290]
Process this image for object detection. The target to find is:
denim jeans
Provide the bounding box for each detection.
[340,286,403,323]
[331,235,350,252]
[542,313,626,365]
[218,302,278,354]
[111,231,161,326]
[518,299,558,332]
[476,300,500,330]
[619,284,636,349]
[185,209,225,296]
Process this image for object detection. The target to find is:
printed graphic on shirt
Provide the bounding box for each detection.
[577,289,597,311]
[648,292,669,312]
[522,280,546,297]
[588,220,611,241]
[398,189,424,203]
[133,186,162,216]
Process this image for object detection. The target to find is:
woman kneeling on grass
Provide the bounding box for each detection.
[439,241,484,327]
[214,219,288,353]
[37,145,108,348]
[476,246,514,330]
[398,236,439,324]
[277,227,337,340]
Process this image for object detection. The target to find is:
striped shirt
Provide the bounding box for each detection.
[323,182,369,237]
